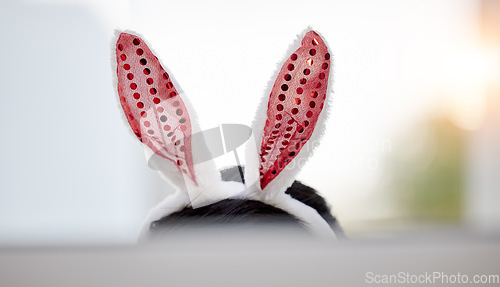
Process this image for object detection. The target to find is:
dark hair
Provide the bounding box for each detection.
[150,166,342,237]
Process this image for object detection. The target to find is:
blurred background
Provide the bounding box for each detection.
[0,0,499,245]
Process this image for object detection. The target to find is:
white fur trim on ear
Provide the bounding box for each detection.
[244,28,333,197]
[242,29,335,238]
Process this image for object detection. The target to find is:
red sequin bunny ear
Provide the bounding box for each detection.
[250,31,331,191]
[116,33,197,185]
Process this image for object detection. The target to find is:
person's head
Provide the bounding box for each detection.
[149,167,342,238]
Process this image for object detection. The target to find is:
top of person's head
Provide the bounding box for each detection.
[149,167,342,239]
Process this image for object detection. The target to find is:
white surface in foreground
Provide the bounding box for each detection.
[1,230,499,287]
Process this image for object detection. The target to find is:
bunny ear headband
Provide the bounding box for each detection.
[115,30,335,240]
